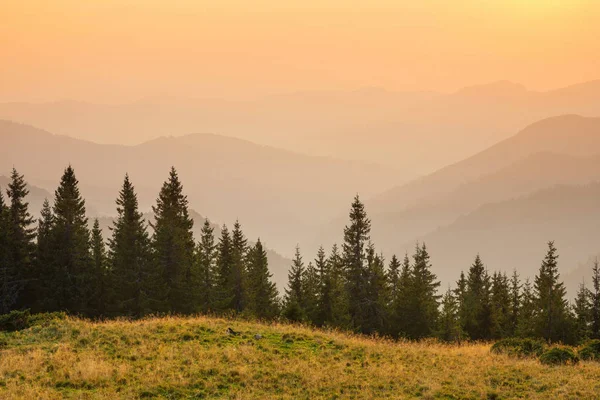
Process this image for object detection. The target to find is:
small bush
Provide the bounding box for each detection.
[0,309,31,332]
[539,347,579,366]
[490,338,546,358]
[579,339,600,361]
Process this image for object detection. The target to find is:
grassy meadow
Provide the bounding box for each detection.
[0,315,599,399]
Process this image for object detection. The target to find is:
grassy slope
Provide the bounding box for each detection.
[1,316,599,399]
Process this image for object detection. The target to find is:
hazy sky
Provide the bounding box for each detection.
[2,0,599,103]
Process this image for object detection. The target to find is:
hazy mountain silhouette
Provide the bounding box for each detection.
[0,120,396,255]
[3,80,600,175]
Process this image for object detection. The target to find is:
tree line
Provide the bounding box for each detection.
[1,166,599,344]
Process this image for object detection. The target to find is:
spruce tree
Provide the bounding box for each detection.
[516,278,536,338]
[151,167,195,314]
[314,246,332,327]
[90,219,109,317]
[490,272,511,339]
[245,239,279,319]
[230,220,248,313]
[214,225,233,312]
[573,280,591,343]
[405,244,440,339]
[109,175,155,317]
[364,244,389,334]
[48,166,93,313]
[327,244,351,329]
[590,259,600,339]
[437,287,463,342]
[302,261,320,325]
[392,253,413,338]
[34,199,54,312]
[464,254,493,340]
[388,255,401,306]
[195,219,216,313]
[6,168,35,309]
[342,195,371,333]
[508,270,521,337]
[454,271,468,336]
[0,190,20,314]
[283,246,306,322]
[533,241,570,343]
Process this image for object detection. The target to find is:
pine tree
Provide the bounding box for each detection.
[48,166,93,313]
[516,278,536,338]
[590,259,600,339]
[214,225,233,312]
[283,246,306,322]
[229,220,248,313]
[109,175,155,317]
[245,239,279,319]
[195,219,216,313]
[388,255,401,306]
[303,261,320,325]
[454,271,468,336]
[342,195,371,333]
[573,280,591,343]
[490,272,511,339]
[327,244,351,329]
[405,243,440,339]
[90,219,109,317]
[508,270,521,337]
[6,168,35,309]
[0,190,20,314]
[151,167,195,314]
[34,199,54,312]
[437,287,463,342]
[533,241,571,343]
[363,244,389,334]
[393,253,413,338]
[314,246,332,327]
[464,254,493,340]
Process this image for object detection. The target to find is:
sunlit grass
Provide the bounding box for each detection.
[0,315,599,399]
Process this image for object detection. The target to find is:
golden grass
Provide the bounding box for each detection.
[0,315,599,399]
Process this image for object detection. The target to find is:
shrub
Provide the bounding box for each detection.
[0,309,31,332]
[579,339,600,361]
[539,347,579,366]
[490,338,546,358]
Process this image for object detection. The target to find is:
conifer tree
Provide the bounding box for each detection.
[245,239,279,319]
[229,220,248,313]
[508,270,521,337]
[533,241,571,343]
[302,261,320,324]
[464,254,493,340]
[590,259,600,339]
[516,278,536,338]
[0,190,20,314]
[6,168,35,309]
[48,166,93,313]
[34,199,54,312]
[327,244,351,329]
[151,167,195,314]
[437,287,463,342]
[109,175,155,317]
[388,255,401,305]
[364,244,389,334]
[490,272,511,339]
[405,244,440,339]
[283,246,306,322]
[454,271,468,335]
[90,219,109,317]
[214,225,233,312]
[573,280,591,343]
[314,246,332,326]
[342,195,371,333]
[392,253,413,337]
[195,219,216,313]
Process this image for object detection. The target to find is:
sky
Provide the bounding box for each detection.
[1,0,600,103]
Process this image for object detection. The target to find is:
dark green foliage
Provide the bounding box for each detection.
[214,225,233,312]
[508,270,521,337]
[33,199,53,313]
[195,219,216,313]
[490,272,511,339]
[0,191,21,314]
[590,260,600,339]
[516,278,536,338]
[314,246,331,327]
[363,244,389,334]
[392,254,413,337]
[437,288,463,342]
[245,239,279,319]
[151,167,195,314]
[490,338,546,358]
[109,175,155,317]
[229,220,248,313]
[0,309,30,331]
[47,166,93,314]
[326,244,351,329]
[302,261,319,324]
[573,280,591,342]
[578,339,600,361]
[463,255,493,340]
[404,244,440,339]
[5,169,36,311]
[539,346,579,365]
[90,219,109,317]
[533,242,571,343]
[283,246,306,322]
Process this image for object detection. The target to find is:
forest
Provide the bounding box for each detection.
[1,166,598,345]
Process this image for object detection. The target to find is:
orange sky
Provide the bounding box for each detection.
[1,0,599,102]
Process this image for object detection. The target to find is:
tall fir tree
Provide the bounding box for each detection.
[283,246,306,322]
[364,244,389,334]
[302,261,320,325]
[388,255,401,306]
[454,271,468,337]
[508,270,521,337]
[314,246,332,327]
[327,244,351,329]
[405,244,440,339]
[590,259,600,339]
[0,190,20,314]
[6,168,36,309]
[214,225,233,312]
[34,199,54,312]
[109,175,156,317]
[195,219,216,313]
[437,287,463,342]
[151,167,195,314]
[48,166,93,313]
[90,219,109,317]
[573,280,591,343]
[245,239,279,319]
[393,253,413,338]
[229,220,248,313]
[342,195,371,333]
[490,272,511,339]
[464,254,493,340]
[516,278,536,338]
[533,241,571,343]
